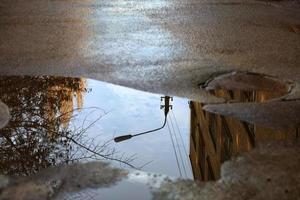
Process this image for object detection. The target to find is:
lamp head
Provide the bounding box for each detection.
[114,134,133,143]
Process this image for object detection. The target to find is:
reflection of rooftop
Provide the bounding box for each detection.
[189,88,299,181]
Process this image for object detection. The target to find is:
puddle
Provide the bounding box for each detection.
[56,171,170,200]
[203,71,291,103]
[190,72,298,181]
[0,75,192,178]
[199,71,299,129]
[0,75,298,199]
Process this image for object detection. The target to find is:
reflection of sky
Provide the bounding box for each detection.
[80,79,192,179]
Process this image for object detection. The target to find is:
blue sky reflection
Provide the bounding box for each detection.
[81,79,193,179]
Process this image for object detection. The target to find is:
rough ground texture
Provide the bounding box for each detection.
[203,100,300,128]
[0,142,299,200]
[0,162,127,200]
[152,141,300,200]
[0,0,299,102]
[0,0,299,128]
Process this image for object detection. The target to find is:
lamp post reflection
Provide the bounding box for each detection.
[114,96,173,143]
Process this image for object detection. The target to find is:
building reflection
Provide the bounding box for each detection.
[189,89,299,181]
[0,76,87,176]
[1,76,175,177]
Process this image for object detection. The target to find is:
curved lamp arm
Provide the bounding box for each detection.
[114,116,167,143]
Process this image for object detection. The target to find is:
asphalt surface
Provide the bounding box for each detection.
[0,0,299,126]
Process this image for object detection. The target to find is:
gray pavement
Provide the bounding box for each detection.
[0,0,299,125]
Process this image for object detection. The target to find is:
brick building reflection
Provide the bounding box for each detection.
[189,89,299,181]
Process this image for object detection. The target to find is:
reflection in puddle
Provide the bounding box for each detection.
[0,76,87,176]
[0,75,298,198]
[0,76,192,178]
[189,87,298,181]
[203,71,291,103]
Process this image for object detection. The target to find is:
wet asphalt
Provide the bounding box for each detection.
[0,0,299,126]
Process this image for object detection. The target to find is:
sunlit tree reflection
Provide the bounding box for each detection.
[0,76,138,176]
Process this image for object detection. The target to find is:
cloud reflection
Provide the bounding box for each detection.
[82,79,192,178]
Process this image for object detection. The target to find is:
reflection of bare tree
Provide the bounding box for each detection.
[0,76,139,176]
[0,76,86,175]
[59,107,140,169]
